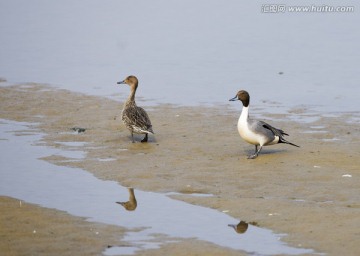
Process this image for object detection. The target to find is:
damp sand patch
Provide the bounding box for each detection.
[1,84,360,255]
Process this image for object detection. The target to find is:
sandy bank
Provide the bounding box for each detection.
[0,83,359,255]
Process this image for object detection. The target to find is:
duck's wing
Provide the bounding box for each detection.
[261,121,300,147]
[123,106,153,133]
[259,121,288,137]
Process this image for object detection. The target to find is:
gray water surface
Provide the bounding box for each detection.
[0,119,315,255]
[1,0,359,112]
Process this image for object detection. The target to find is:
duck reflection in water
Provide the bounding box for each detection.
[116,187,137,211]
[228,221,249,234]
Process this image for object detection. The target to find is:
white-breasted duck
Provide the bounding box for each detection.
[117,76,154,143]
[230,90,299,159]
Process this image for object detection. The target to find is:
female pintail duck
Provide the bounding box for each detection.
[117,75,154,143]
[230,90,299,159]
[116,187,137,211]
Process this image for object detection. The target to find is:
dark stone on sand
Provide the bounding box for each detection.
[71,127,86,133]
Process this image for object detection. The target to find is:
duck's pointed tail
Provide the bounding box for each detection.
[150,128,154,134]
[280,137,300,148]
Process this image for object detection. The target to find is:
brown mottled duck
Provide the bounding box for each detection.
[117,75,154,143]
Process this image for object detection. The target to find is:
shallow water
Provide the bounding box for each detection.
[1,0,360,112]
[0,119,314,255]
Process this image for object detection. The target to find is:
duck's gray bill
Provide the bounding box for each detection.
[229,96,238,101]
[117,80,125,84]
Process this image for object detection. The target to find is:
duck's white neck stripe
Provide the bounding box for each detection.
[240,106,249,122]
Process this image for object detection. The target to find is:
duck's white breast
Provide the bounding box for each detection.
[237,117,261,145]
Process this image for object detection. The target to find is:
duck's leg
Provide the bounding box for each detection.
[248,145,262,159]
[131,132,135,143]
[141,133,148,143]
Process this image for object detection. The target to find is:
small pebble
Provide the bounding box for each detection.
[71,127,86,133]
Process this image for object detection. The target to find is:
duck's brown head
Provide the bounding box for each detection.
[117,75,138,87]
[229,90,250,107]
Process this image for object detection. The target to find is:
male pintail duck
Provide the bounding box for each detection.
[228,221,249,234]
[117,76,154,143]
[230,90,299,159]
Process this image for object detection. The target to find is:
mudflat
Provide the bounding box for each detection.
[0,83,359,255]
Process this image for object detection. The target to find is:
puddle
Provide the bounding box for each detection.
[347,116,360,124]
[0,119,315,255]
[104,232,176,256]
[310,126,326,129]
[97,158,117,162]
[287,114,320,124]
[301,130,328,134]
[321,114,340,118]
[55,141,88,147]
[52,149,86,159]
[292,199,307,203]
[52,141,88,159]
[322,138,340,142]
[165,191,214,198]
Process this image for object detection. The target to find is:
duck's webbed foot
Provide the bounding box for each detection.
[248,153,258,159]
[141,133,148,143]
[247,145,261,159]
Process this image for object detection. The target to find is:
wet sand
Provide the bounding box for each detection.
[0,196,127,256]
[0,83,359,255]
